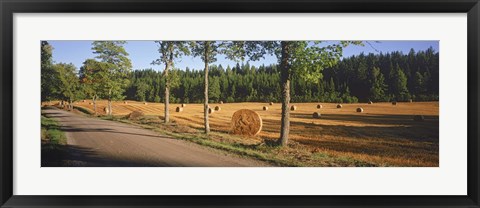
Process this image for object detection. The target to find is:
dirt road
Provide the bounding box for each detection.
[42,108,269,167]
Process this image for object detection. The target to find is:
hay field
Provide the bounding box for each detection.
[60,100,439,166]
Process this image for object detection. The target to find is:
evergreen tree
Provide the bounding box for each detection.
[369,66,388,102]
[390,64,410,101]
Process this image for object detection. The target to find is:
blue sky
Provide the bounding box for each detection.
[48,41,439,71]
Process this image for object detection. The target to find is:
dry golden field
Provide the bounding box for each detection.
[48,100,439,167]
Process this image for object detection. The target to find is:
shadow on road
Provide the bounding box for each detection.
[42,144,170,167]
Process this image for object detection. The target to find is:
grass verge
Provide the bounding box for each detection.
[41,115,68,166]
[101,115,375,167]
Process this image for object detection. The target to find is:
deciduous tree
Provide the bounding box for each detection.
[92,41,132,115]
[152,41,190,123]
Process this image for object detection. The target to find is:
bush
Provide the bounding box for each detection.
[154,95,161,103]
[226,97,235,103]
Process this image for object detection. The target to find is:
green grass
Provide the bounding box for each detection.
[41,115,68,166]
[73,105,93,115]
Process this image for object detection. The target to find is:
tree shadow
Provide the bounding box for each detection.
[42,144,171,167]
[289,114,439,142]
[59,125,166,139]
[290,112,439,126]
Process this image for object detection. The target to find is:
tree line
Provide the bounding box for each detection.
[126,48,438,104]
[41,40,438,146]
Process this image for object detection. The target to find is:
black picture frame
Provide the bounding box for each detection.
[1,0,479,207]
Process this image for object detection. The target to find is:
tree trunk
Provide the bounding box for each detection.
[279,41,291,146]
[69,98,73,110]
[108,89,113,116]
[164,61,170,123]
[108,99,112,116]
[204,43,210,134]
[93,95,97,116]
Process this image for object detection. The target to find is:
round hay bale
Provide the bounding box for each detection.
[220,101,224,104]
[214,106,221,111]
[409,99,413,103]
[144,102,148,105]
[128,110,144,120]
[263,106,268,111]
[356,107,364,113]
[231,109,263,136]
[208,108,214,114]
[392,101,397,105]
[181,103,186,107]
[124,101,128,104]
[337,104,343,108]
[89,102,93,105]
[82,100,86,102]
[290,105,297,111]
[316,104,322,109]
[103,107,111,115]
[368,101,373,104]
[413,115,425,121]
[176,107,183,112]
[269,102,274,105]
[313,112,321,118]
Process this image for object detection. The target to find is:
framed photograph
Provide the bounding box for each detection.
[1,0,479,207]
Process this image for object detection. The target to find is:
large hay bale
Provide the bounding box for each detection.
[337,104,343,108]
[356,107,364,113]
[181,103,186,107]
[316,104,322,109]
[220,101,224,104]
[214,106,221,111]
[269,102,274,105]
[231,109,263,136]
[208,108,214,114]
[176,107,183,112]
[82,100,86,102]
[124,101,128,104]
[413,115,425,121]
[313,112,321,118]
[144,102,148,105]
[290,105,297,111]
[128,110,144,120]
[263,106,268,111]
[89,102,93,105]
[392,101,397,105]
[103,107,111,115]
[368,101,373,104]
[409,99,413,103]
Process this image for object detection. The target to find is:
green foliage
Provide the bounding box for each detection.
[79,59,111,100]
[389,63,410,101]
[41,41,57,101]
[291,41,363,83]
[53,63,81,103]
[124,48,438,104]
[152,41,190,67]
[135,82,149,102]
[91,41,132,101]
[190,41,224,63]
[42,40,438,105]
[154,95,161,103]
[369,67,388,101]
[208,76,221,102]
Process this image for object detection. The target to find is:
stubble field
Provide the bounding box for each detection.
[63,100,439,167]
